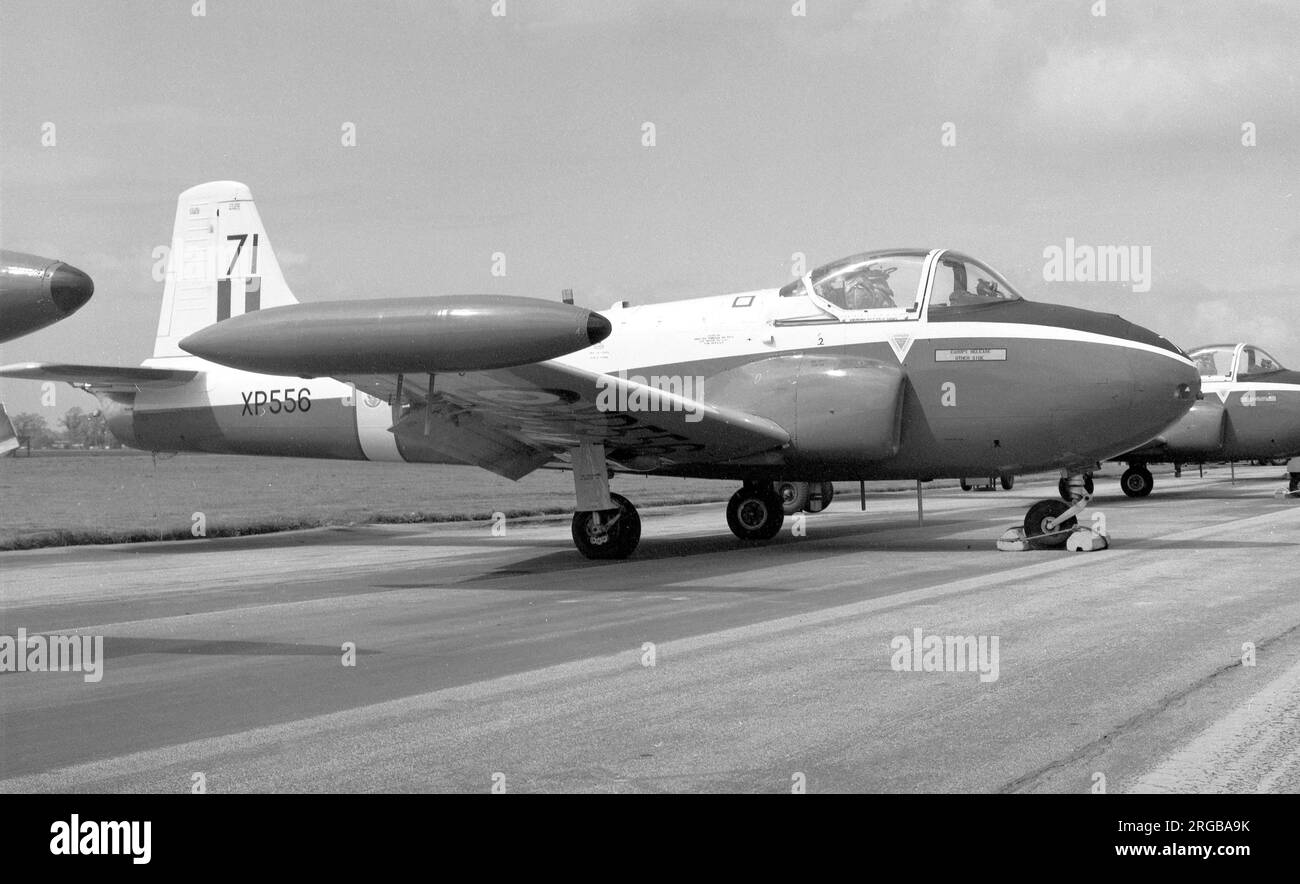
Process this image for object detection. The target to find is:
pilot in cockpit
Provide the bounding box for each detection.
[843,266,897,310]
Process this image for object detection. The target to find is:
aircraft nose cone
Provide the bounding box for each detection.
[587,311,612,345]
[48,263,94,314]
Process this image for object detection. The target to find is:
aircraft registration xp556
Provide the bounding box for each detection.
[0,181,1200,558]
[1088,342,1300,498]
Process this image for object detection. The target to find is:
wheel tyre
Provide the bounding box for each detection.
[804,481,835,513]
[959,478,972,491]
[775,481,809,516]
[1000,474,1014,491]
[727,487,785,541]
[1024,499,1076,549]
[571,492,641,560]
[1120,467,1153,498]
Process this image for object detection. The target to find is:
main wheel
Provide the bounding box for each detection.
[775,480,809,516]
[571,492,641,559]
[1057,474,1095,501]
[805,481,835,513]
[1120,466,1153,498]
[959,478,972,491]
[1024,499,1076,549]
[1000,474,1014,491]
[726,486,785,541]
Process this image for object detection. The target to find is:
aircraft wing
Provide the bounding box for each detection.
[0,362,199,393]
[339,361,790,479]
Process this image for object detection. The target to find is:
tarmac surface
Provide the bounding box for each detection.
[2,465,1299,793]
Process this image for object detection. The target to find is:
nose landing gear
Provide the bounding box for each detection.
[1001,472,1107,552]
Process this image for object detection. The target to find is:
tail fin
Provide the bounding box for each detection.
[154,181,299,358]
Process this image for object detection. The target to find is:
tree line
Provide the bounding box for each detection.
[9,408,117,449]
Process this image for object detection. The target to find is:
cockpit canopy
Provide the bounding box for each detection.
[1188,343,1285,382]
[778,249,1024,320]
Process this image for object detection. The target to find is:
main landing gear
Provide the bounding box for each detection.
[571,493,641,559]
[774,480,835,516]
[1120,464,1154,498]
[959,474,1014,491]
[728,481,785,541]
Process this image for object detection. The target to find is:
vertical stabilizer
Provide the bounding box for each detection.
[154,181,299,358]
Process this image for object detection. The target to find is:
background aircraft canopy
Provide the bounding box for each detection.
[1188,343,1285,382]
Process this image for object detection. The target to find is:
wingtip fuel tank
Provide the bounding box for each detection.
[0,251,95,343]
[179,295,612,375]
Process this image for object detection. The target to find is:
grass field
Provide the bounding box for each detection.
[0,450,743,549]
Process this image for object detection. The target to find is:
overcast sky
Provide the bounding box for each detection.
[2,0,1297,415]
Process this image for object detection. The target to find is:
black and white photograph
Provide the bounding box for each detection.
[1,0,1297,860]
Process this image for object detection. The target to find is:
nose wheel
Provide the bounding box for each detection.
[571,492,641,559]
[727,483,785,541]
[1023,499,1077,548]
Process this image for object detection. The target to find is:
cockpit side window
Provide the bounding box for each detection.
[1189,346,1236,381]
[807,255,925,318]
[927,255,1023,315]
[1239,346,1282,376]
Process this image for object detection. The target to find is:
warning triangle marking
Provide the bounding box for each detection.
[888,333,913,363]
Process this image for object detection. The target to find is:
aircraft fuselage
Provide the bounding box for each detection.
[103,289,1198,482]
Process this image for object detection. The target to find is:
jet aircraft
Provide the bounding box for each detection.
[0,250,94,343]
[0,181,1200,558]
[1092,342,1300,497]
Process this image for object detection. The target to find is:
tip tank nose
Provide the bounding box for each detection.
[48,263,94,314]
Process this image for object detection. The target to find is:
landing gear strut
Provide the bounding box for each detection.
[1057,473,1094,501]
[569,440,641,560]
[571,493,641,559]
[727,482,785,541]
[1120,465,1154,498]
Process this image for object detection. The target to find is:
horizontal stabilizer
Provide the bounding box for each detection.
[0,362,199,392]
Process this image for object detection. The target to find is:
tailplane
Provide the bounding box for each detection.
[154,181,299,358]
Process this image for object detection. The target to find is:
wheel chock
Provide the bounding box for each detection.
[1066,528,1109,552]
[997,527,1032,552]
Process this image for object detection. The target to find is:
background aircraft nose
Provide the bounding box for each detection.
[48,262,94,314]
